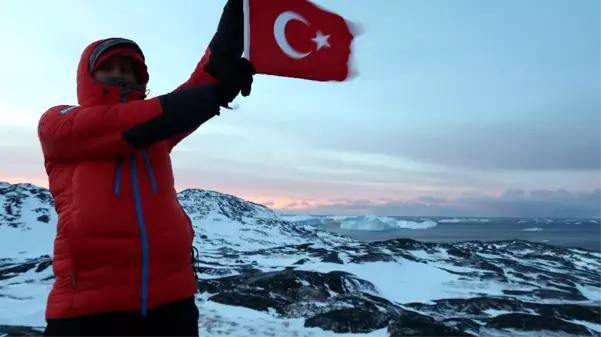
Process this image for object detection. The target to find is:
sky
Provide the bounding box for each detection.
[0,0,599,218]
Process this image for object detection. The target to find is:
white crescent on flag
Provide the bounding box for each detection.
[273,11,312,59]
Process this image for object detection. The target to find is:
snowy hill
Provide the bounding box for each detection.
[1,182,600,337]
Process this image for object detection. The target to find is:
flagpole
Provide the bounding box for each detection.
[242,0,250,60]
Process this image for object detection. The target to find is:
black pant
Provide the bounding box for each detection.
[43,296,199,336]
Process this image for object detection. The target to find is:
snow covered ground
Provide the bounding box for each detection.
[1,182,600,337]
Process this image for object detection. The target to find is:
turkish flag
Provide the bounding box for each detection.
[246,0,357,82]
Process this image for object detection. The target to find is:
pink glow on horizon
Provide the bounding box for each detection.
[2,174,427,211]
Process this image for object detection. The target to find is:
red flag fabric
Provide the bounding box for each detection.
[247,0,356,81]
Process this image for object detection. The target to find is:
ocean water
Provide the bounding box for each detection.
[295,216,601,252]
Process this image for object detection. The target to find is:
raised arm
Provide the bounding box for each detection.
[167,0,245,151]
[39,85,221,161]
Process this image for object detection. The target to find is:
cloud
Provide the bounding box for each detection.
[237,78,601,173]
[398,94,601,171]
[277,188,601,218]
[0,125,45,177]
[383,121,601,171]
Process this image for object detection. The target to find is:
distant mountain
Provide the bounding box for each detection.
[1,182,600,336]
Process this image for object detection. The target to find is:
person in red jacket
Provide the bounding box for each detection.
[37,1,252,336]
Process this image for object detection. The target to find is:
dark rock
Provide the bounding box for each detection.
[532,288,589,301]
[35,259,52,273]
[321,252,344,264]
[36,214,50,223]
[0,325,43,337]
[304,305,391,333]
[199,269,377,299]
[293,258,310,265]
[486,313,595,336]
[502,288,588,301]
[209,289,293,315]
[350,252,396,263]
[535,304,601,325]
[446,247,471,258]
[386,238,424,250]
[198,268,406,335]
[387,310,476,337]
[406,296,601,327]
[441,318,482,333]
[0,256,51,281]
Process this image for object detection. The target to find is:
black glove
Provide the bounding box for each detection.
[203,0,250,107]
[208,57,255,107]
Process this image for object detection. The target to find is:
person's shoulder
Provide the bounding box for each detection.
[40,105,80,122]
[38,106,81,136]
[45,105,80,116]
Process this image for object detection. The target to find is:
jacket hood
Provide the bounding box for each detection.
[76,38,149,106]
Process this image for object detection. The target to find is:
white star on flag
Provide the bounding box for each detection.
[311,31,330,50]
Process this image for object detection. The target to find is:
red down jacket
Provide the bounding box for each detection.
[37,38,217,319]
